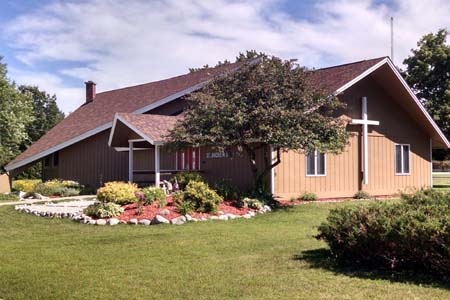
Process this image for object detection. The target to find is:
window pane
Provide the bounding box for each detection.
[395,145,402,173]
[317,153,325,175]
[403,145,410,174]
[306,152,315,175]
[53,152,59,167]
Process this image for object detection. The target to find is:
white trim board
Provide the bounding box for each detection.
[5,82,207,171]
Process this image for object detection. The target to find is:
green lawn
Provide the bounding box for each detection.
[433,172,450,191]
[1,201,449,299]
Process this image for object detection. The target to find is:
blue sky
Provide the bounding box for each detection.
[1,0,449,114]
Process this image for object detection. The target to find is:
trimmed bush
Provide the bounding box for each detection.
[237,197,263,209]
[299,192,317,201]
[316,189,450,277]
[176,201,193,215]
[178,181,223,213]
[141,186,166,205]
[83,202,124,218]
[0,193,19,201]
[97,182,138,205]
[354,190,371,199]
[12,179,41,193]
[213,179,240,200]
[171,172,205,190]
[33,182,65,197]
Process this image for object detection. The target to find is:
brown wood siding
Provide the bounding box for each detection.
[57,130,128,187]
[274,76,432,199]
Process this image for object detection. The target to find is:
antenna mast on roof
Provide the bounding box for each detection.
[390,16,394,63]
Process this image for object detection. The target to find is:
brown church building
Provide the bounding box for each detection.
[6,57,450,199]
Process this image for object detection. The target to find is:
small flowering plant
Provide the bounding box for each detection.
[135,191,145,202]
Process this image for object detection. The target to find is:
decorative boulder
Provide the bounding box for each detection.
[96,219,107,225]
[171,216,187,225]
[128,218,138,225]
[151,215,170,225]
[107,218,120,226]
[218,215,229,221]
[138,219,151,226]
[263,205,272,212]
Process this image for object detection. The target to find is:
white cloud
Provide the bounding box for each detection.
[3,0,450,114]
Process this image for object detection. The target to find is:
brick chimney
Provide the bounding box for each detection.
[85,81,96,103]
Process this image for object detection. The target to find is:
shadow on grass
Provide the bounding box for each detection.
[294,248,450,289]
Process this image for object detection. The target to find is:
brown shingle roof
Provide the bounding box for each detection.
[6,57,387,170]
[116,113,183,143]
[307,57,387,93]
[7,62,239,168]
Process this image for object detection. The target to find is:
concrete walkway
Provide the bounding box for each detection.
[0,195,96,206]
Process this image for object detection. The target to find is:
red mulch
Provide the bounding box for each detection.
[117,196,255,222]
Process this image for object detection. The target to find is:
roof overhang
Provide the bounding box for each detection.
[108,113,163,148]
[334,58,449,149]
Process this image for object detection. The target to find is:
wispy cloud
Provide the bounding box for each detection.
[3,0,450,114]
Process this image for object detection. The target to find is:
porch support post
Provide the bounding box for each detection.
[155,144,161,187]
[128,141,134,182]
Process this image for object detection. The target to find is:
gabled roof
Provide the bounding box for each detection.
[109,113,183,147]
[6,56,449,171]
[6,62,239,170]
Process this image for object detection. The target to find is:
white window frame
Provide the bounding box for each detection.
[305,150,326,177]
[395,144,411,176]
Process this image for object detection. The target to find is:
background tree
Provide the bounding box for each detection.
[14,86,65,179]
[402,29,450,159]
[168,52,348,192]
[0,57,34,173]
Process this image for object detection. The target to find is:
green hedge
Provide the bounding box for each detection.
[316,189,450,277]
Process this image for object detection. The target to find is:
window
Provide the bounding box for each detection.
[395,144,410,175]
[43,156,51,168]
[53,152,59,167]
[306,150,326,176]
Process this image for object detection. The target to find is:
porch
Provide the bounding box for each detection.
[108,113,200,187]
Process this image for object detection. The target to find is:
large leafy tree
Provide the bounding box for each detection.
[168,52,348,190]
[0,57,34,173]
[14,86,65,179]
[403,29,450,139]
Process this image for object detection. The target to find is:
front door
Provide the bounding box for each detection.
[177,147,200,171]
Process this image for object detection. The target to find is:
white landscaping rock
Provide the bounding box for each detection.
[242,214,252,219]
[208,216,219,220]
[171,216,187,225]
[89,219,97,225]
[96,219,107,226]
[151,215,170,225]
[248,211,256,217]
[263,205,272,212]
[107,218,120,226]
[139,219,151,226]
[185,214,193,221]
[128,218,138,225]
[218,215,229,221]
[19,191,27,199]
[226,214,236,220]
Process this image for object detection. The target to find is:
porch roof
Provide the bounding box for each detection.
[108,113,183,147]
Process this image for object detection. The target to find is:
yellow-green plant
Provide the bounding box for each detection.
[12,179,41,193]
[97,182,138,205]
[181,181,223,213]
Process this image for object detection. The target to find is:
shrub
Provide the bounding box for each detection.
[141,186,166,205]
[0,193,19,201]
[237,197,263,209]
[354,190,371,199]
[96,181,138,205]
[171,172,205,190]
[213,179,240,200]
[157,196,166,208]
[299,192,317,201]
[83,202,124,218]
[289,196,297,202]
[61,188,80,197]
[179,181,223,213]
[176,201,193,215]
[33,182,65,196]
[12,179,41,193]
[316,189,450,277]
[80,185,97,195]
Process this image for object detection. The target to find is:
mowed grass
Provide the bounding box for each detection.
[433,172,450,191]
[1,201,449,300]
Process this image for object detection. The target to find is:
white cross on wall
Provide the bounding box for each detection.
[351,97,380,185]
